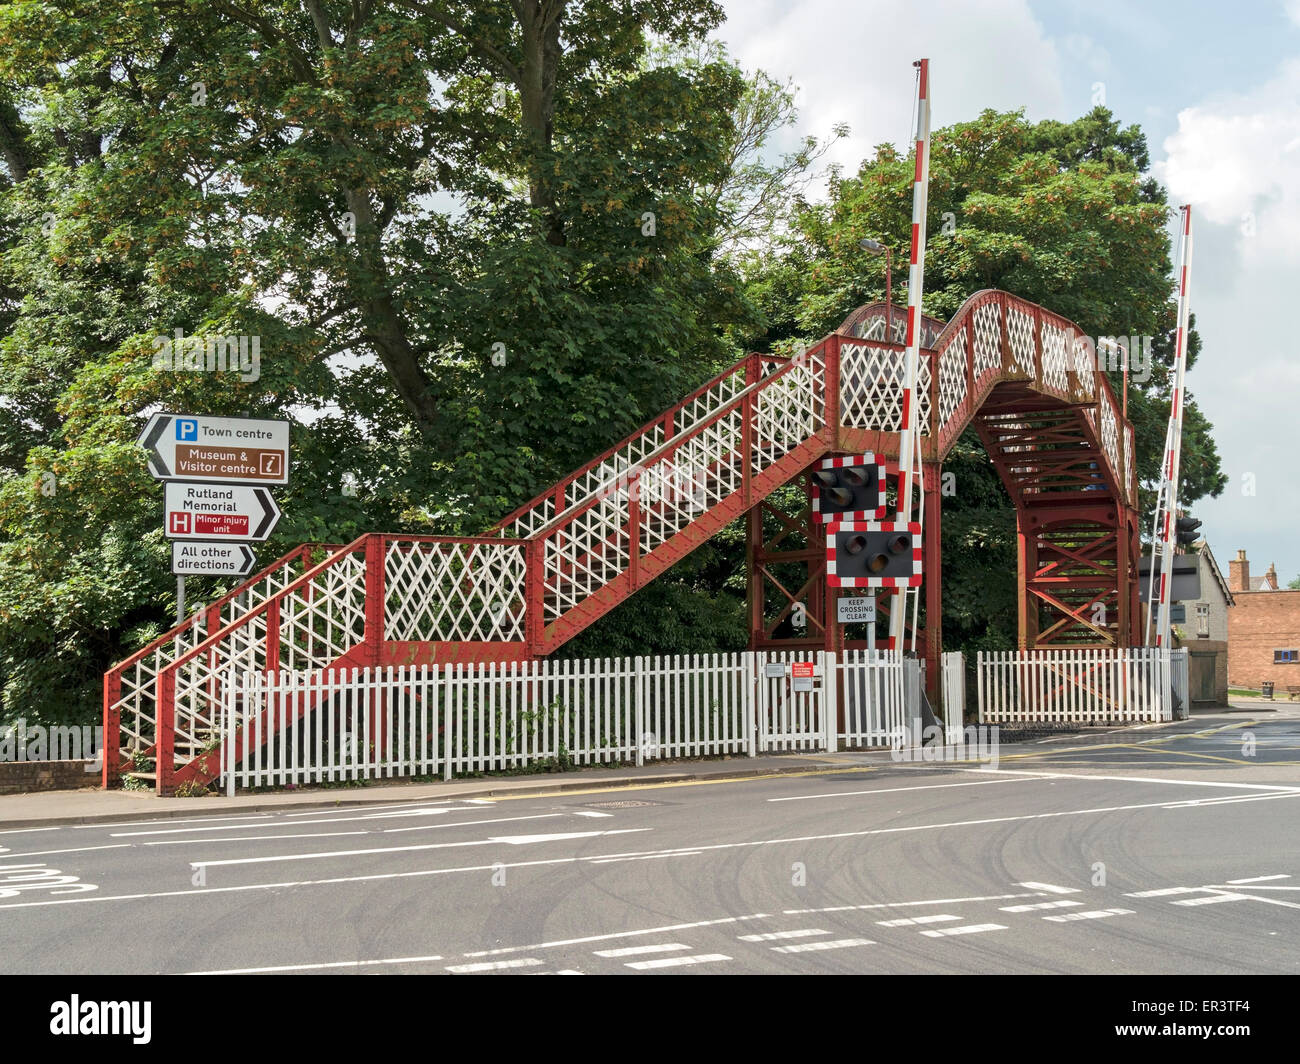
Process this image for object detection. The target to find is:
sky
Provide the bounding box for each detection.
[717,0,1300,585]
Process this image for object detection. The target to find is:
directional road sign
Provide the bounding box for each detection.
[164,481,282,541]
[171,542,258,577]
[138,413,289,485]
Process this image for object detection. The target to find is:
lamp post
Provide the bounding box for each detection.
[859,237,893,340]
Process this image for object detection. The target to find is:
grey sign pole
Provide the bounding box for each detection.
[177,575,186,625]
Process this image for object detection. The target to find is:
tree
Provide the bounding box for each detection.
[0,3,830,724]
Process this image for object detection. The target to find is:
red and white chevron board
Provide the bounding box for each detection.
[825,520,923,588]
[810,452,887,523]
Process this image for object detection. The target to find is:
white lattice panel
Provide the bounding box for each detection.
[1007,306,1035,376]
[1100,391,1120,485]
[972,301,1002,381]
[754,356,823,467]
[1040,320,1069,395]
[386,542,526,643]
[1071,336,1095,400]
[1123,426,1133,505]
[938,330,968,433]
[544,498,631,621]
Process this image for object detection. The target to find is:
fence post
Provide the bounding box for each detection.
[821,651,837,753]
[634,655,645,767]
[745,651,758,757]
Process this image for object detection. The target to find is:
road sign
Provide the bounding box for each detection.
[171,542,257,577]
[837,594,877,624]
[138,413,289,485]
[164,481,281,541]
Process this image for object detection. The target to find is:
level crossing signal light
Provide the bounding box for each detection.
[825,520,923,588]
[1175,516,1202,548]
[811,453,887,523]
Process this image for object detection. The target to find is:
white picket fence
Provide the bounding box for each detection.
[218,650,939,793]
[976,647,1189,724]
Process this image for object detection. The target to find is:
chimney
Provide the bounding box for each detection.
[1265,563,1278,590]
[1229,549,1250,592]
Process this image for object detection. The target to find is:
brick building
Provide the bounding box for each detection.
[1226,549,1300,692]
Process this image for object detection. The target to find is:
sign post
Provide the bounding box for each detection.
[139,412,290,621]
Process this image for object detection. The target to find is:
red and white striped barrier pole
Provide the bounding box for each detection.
[1150,205,1194,648]
[889,58,932,654]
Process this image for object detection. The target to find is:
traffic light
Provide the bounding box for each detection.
[1175,516,1202,548]
[826,520,923,588]
[811,453,886,523]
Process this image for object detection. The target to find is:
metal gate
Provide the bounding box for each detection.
[756,650,833,752]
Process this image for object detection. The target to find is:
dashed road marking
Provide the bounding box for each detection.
[1125,887,1202,897]
[624,953,731,970]
[1017,881,1080,894]
[1226,874,1290,885]
[1042,908,1134,922]
[920,923,1006,938]
[738,929,829,942]
[446,958,544,973]
[772,938,873,954]
[188,954,445,974]
[1172,892,1252,906]
[593,943,691,958]
[877,914,961,927]
[1000,900,1083,912]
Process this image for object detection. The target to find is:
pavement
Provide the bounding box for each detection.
[1,704,1296,974]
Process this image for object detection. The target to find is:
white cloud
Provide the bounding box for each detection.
[717,0,1067,175]
[1157,59,1300,262]
[1156,55,1300,580]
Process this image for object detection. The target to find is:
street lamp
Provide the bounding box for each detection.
[859,237,893,341]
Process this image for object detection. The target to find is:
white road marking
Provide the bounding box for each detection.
[446,958,544,973]
[965,767,1300,793]
[276,807,483,826]
[1042,908,1135,922]
[189,954,444,974]
[767,777,1042,803]
[738,929,829,941]
[772,938,873,954]
[1172,892,1252,906]
[786,893,1040,916]
[572,811,614,818]
[145,832,369,846]
[624,953,730,970]
[0,827,60,836]
[590,851,701,864]
[593,943,691,958]
[554,970,583,975]
[876,914,960,927]
[1000,900,1083,912]
[283,801,464,817]
[1125,887,1204,897]
[1226,874,1290,884]
[113,822,334,838]
[465,915,772,958]
[0,844,131,859]
[75,814,270,830]
[1017,882,1081,894]
[189,829,649,869]
[920,923,1006,938]
[383,814,565,834]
